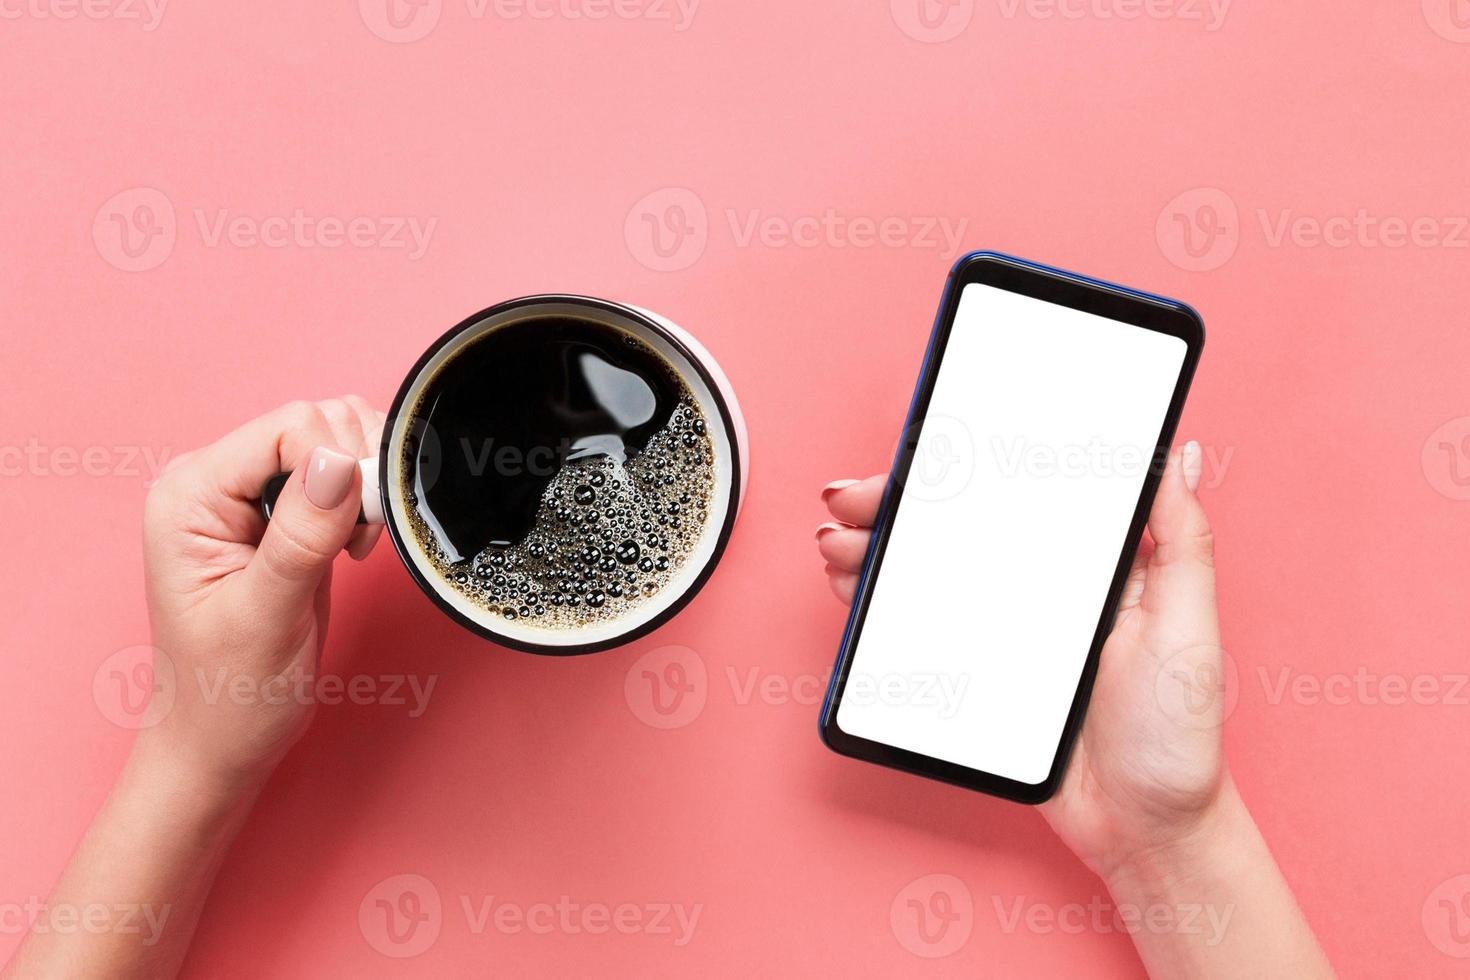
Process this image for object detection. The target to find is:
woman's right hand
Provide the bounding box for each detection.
[818,444,1228,878]
[817,443,1334,978]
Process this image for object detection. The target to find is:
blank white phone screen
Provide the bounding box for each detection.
[835,282,1187,785]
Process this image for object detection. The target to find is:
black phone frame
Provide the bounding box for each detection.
[818,251,1205,804]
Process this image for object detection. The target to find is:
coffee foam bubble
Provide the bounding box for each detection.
[407,398,715,631]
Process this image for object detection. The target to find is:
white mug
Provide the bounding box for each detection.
[261,295,748,655]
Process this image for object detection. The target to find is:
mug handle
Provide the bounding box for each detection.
[257,457,385,524]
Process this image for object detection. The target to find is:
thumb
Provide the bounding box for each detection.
[1140,441,1219,638]
[246,447,362,622]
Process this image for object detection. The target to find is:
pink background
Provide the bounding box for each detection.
[3,1,1469,976]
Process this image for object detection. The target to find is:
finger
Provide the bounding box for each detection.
[347,525,384,561]
[317,397,368,458]
[1115,543,1151,616]
[335,395,389,560]
[823,475,887,527]
[162,402,348,549]
[340,394,386,445]
[1140,441,1219,637]
[318,399,369,559]
[193,401,347,505]
[826,566,859,605]
[816,522,872,573]
[244,446,362,623]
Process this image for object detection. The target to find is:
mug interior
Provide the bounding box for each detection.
[381,296,739,653]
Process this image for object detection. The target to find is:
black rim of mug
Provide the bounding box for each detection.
[378,294,743,656]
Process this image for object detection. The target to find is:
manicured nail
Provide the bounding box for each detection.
[304,447,356,510]
[1182,440,1203,493]
[822,479,859,499]
[816,521,846,540]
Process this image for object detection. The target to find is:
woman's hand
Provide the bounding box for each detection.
[4,398,388,980]
[819,444,1223,874]
[818,442,1334,978]
[141,397,387,788]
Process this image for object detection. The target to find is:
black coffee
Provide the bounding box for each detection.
[401,315,716,630]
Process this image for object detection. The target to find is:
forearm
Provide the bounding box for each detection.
[1104,776,1334,980]
[3,733,264,980]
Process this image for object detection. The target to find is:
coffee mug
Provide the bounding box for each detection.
[261,295,748,655]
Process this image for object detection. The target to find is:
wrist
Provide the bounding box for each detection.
[1102,775,1250,901]
[127,728,274,818]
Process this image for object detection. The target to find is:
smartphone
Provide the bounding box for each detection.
[819,252,1204,804]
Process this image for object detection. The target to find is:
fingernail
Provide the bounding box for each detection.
[1182,440,1203,493]
[816,521,846,540]
[821,479,859,499]
[305,447,356,510]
